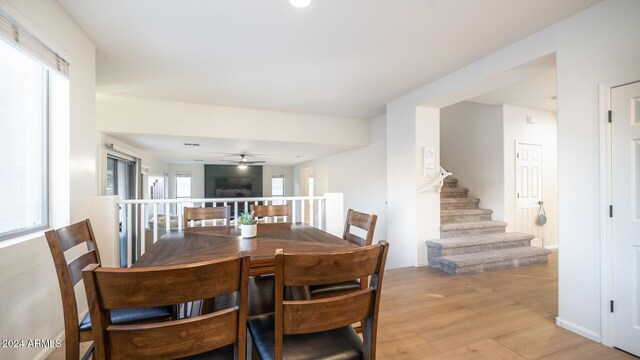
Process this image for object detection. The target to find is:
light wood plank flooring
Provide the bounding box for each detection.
[47,252,635,360]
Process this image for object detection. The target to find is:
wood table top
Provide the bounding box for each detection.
[133,223,356,275]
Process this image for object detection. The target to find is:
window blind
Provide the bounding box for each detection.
[0,10,69,77]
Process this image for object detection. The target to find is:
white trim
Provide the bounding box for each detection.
[33,328,64,360]
[545,244,558,250]
[556,317,602,343]
[598,82,613,346]
[416,260,429,267]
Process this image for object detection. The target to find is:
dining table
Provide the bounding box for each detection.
[132,222,358,275]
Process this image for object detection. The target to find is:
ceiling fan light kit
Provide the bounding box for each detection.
[290,0,313,9]
[219,154,266,168]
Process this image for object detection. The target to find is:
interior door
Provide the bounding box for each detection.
[611,81,640,356]
[107,155,138,267]
[515,143,544,247]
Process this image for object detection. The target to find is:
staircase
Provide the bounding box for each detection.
[427,177,551,275]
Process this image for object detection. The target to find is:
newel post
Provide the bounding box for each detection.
[323,193,344,237]
[88,195,120,267]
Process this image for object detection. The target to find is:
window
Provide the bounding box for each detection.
[176,172,192,199]
[272,175,285,197]
[0,37,48,239]
[0,10,69,240]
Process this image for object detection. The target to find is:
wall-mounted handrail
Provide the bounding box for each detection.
[418,166,452,193]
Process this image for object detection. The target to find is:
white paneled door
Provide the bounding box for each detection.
[515,143,543,246]
[611,81,640,357]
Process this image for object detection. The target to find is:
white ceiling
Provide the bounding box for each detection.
[58,0,599,119]
[107,132,356,166]
[470,54,557,111]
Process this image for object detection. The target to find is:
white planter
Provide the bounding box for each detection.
[240,224,257,238]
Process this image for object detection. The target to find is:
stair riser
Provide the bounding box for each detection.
[441,202,479,210]
[436,255,549,275]
[441,191,469,198]
[441,226,506,238]
[427,239,532,261]
[441,214,492,224]
[442,181,457,188]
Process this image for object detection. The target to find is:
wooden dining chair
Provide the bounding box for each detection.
[83,253,250,360]
[45,219,173,360]
[250,204,291,223]
[309,209,378,299]
[183,205,231,229]
[248,241,389,360]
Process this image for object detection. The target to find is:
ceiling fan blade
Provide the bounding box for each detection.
[219,160,239,163]
[246,161,266,164]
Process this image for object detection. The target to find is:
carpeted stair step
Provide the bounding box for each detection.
[426,232,534,264]
[441,187,469,198]
[443,178,458,188]
[441,197,480,210]
[432,247,552,275]
[440,220,507,238]
[441,209,493,224]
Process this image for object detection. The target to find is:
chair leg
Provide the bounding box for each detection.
[80,342,94,360]
[252,343,260,360]
[65,331,79,360]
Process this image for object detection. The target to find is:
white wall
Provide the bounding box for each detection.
[294,115,388,253]
[0,1,96,359]
[96,95,369,148]
[262,165,294,197]
[440,101,505,220]
[167,164,205,199]
[503,105,558,248]
[386,0,640,344]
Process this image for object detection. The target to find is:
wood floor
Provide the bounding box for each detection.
[47,252,635,360]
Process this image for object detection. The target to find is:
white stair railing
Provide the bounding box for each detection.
[115,195,339,266]
[418,166,453,193]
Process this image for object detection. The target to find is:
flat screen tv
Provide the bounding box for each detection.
[214,177,252,198]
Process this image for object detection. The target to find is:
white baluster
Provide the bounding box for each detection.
[292,200,296,223]
[178,202,183,231]
[126,203,132,268]
[309,197,314,227]
[153,203,158,243]
[140,203,146,260]
[165,203,170,232]
[234,202,239,226]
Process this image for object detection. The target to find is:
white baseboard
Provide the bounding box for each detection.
[545,244,558,250]
[33,329,65,360]
[556,317,602,343]
[416,260,429,267]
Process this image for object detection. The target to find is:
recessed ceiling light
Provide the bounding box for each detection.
[290,0,312,9]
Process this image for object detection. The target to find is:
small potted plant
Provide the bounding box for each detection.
[238,211,258,238]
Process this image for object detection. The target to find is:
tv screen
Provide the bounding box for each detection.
[214,177,252,198]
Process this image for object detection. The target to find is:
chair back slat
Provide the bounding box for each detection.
[68,250,99,286]
[251,204,291,222]
[282,245,382,286]
[93,256,241,309]
[282,289,373,334]
[107,308,238,360]
[55,220,98,252]
[343,209,377,247]
[344,233,366,247]
[84,254,249,360]
[183,206,231,229]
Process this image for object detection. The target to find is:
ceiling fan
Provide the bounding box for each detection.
[221,154,265,169]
